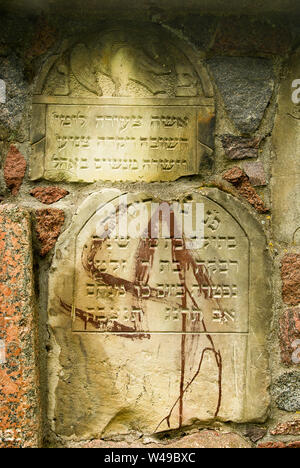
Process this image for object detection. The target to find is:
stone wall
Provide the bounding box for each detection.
[0,2,299,448]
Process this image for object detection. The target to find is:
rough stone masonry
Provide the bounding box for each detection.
[0,0,299,449]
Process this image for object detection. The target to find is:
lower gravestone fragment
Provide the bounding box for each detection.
[48,188,271,439]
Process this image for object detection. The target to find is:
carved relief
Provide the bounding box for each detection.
[31,24,215,183]
[42,28,208,99]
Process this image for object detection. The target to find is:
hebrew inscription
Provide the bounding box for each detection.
[30,25,215,183]
[72,196,248,336]
[44,105,197,182]
[48,189,271,438]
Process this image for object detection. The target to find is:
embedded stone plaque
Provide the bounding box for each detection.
[272,47,300,244]
[30,25,215,183]
[48,189,271,438]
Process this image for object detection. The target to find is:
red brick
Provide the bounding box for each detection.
[68,431,251,449]
[271,420,300,436]
[4,145,26,196]
[279,309,300,365]
[27,16,56,61]
[223,167,268,213]
[281,255,300,306]
[30,187,69,205]
[35,208,65,256]
[0,205,39,448]
[287,441,300,448]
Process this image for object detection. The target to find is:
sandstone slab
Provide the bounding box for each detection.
[30,24,215,183]
[272,47,300,244]
[48,188,271,440]
[70,430,251,449]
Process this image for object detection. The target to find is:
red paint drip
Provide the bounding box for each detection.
[63,201,224,429]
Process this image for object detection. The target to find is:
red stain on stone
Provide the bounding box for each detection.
[279,309,300,365]
[30,187,69,205]
[79,203,224,431]
[35,208,65,256]
[4,145,27,196]
[281,254,300,306]
[0,205,39,448]
[223,166,268,213]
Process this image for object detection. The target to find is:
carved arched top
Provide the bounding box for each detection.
[35,23,214,100]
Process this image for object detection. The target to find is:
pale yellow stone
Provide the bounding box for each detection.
[272,47,300,244]
[48,188,271,440]
[30,25,215,183]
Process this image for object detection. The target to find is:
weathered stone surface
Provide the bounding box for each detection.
[281,255,300,306]
[30,24,215,183]
[35,208,65,256]
[48,188,271,440]
[221,135,260,160]
[279,309,300,365]
[223,167,268,213]
[167,15,218,50]
[271,419,300,436]
[4,145,26,195]
[258,440,300,449]
[212,17,291,56]
[223,167,246,185]
[0,205,39,448]
[243,425,267,443]
[70,430,251,448]
[0,79,5,104]
[30,186,69,205]
[273,372,300,412]
[0,54,27,134]
[208,57,274,133]
[272,47,300,244]
[243,161,267,187]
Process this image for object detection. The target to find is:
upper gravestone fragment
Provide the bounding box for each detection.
[30,25,215,183]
